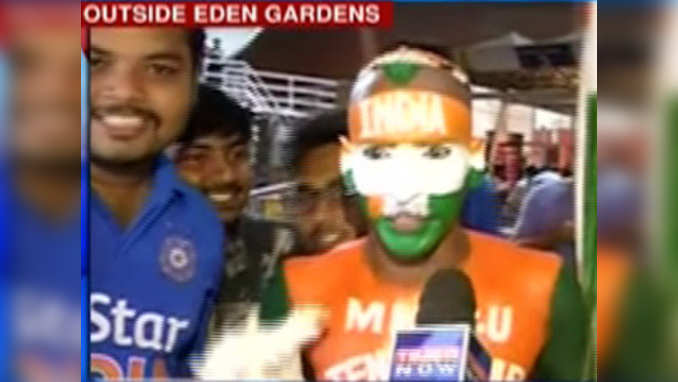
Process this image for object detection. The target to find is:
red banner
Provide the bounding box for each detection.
[81,2,393,28]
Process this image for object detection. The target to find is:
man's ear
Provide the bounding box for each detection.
[466,168,485,191]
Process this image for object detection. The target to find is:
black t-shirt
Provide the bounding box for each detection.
[212,216,297,328]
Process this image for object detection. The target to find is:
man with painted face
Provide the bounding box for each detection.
[259,46,587,381]
[289,109,364,254]
[289,108,497,255]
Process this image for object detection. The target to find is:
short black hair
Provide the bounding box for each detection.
[289,109,348,170]
[178,84,252,145]
[188,28,206,71]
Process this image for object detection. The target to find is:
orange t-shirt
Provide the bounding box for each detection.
[596,245,631,370]
[284,231,562,381]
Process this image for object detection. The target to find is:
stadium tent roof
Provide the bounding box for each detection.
[230,3,584,114]
[236,3,584,79]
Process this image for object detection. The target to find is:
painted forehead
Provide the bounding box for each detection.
[349,90,470,145]
[352,142,464,149]
[348,59,471,145]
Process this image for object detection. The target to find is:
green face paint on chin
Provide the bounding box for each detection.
[371,192,466,261]
[347,167,482,261]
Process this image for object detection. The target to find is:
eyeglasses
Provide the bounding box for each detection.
[289,180,356,215]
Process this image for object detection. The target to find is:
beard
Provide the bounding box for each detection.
[89,148,160,169]
[11,149,81,176]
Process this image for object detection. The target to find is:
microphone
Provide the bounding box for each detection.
[389,269,491,382]
[416,269,476,326]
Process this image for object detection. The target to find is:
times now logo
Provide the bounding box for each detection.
[392,346,461,378]
[395,346,460,364]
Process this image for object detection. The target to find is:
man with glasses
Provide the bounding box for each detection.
[287,109,365,254]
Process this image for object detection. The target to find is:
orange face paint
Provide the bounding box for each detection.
[366,196,384,220]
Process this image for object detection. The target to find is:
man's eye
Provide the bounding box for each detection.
[363,146,391,160]
[423,145,452,159]
[179,152,204,164]
[148,63,178,77]
[89,56,106,70]
[230,147,248,161]
[235,150,248,162]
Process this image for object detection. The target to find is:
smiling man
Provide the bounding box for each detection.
[287,110,364,254]
[88,28,224,379]
[174,85,252,226]
[173,84,295,329]
[259,46,588,381]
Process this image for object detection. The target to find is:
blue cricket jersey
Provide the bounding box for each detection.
[90,156,224,379]
[9,187,81,382]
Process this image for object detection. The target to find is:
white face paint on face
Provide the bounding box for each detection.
[344,143,472,216]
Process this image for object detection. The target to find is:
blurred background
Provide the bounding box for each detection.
[5,3,82,382]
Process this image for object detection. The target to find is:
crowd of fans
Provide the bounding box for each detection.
[5,11,655,381]
[198,37,576,263]
[175,39,590,380]
[169,77,579,338]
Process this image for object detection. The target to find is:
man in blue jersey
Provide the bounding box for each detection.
[8,6,82,382]
[88,27,224,379]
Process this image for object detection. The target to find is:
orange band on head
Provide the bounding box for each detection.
[348,90,471,145]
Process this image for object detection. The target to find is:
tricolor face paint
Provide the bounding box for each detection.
[344,47,479,261]
[342,142,480,260]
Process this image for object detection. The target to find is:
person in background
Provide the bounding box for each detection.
[174,85,252,226]
[495,138,526,229]
[286,109,364,254]
[173,84,296,328]
[502,144,551,232]
[501,139,524,190]
[89,27,223,379]
[511,165,575,267]
[458,133,502,235]
[460,154,500,234]
[505,143,564,230]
